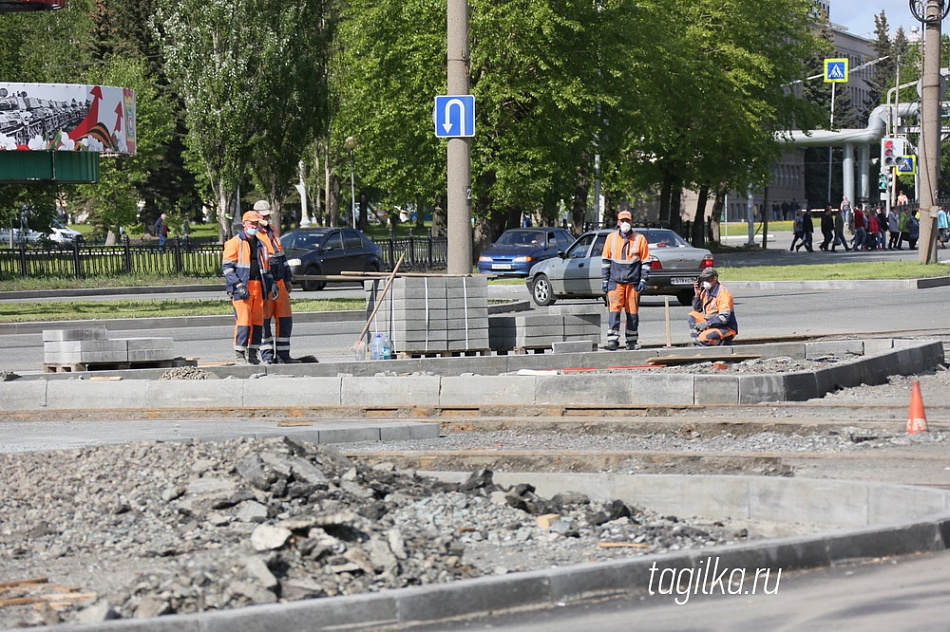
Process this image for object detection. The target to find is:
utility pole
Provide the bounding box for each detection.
[446,0,473,274]
[911,0,948,264]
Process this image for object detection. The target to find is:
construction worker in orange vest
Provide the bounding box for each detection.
[223,211,278,365]
[600,209,651,350]
[253,200,299,364]
[687,267,738,346]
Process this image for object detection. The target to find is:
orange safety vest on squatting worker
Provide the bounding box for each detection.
[601,229,651,350]
[223,232,275,362]
[688,282,738,346]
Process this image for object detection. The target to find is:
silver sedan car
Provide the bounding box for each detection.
[525,228,715,307]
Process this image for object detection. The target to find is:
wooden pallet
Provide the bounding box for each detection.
[43,357,197,373]
[396,348,492,359]
[494,345,551,356]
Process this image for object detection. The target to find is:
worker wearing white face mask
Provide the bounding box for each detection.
[223,211,278,364]
[687,267,738,346]
[600,209,651,351]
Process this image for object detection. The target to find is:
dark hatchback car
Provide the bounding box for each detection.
[476,227,575,277]
[280,227,384,291]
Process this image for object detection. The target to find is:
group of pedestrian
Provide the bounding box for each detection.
[600,211,737,350]
[788,197,934,253]
[222,201,299,365]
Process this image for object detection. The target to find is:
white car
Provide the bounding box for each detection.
[46,219,83,244]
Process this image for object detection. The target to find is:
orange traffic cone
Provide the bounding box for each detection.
[907,380,930,434]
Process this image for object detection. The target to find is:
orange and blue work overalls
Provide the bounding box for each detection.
[222,233,273,354]
[601,230,651,348]
[258,227,294,362]
[688,284,738,346]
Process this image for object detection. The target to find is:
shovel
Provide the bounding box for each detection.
[354,253,404,360]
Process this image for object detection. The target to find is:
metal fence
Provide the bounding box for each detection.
[0,232,449,280]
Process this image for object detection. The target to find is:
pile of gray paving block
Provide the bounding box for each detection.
[366,276,490,353]
[43,328,175,369]
[489,304,602,351]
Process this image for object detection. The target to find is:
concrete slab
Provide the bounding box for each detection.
[535,374,636,406]
[46,379,148,410]
[0,380,46,410]
[748,478,869,527]
[42,328,107,342]
[340,375,441,407]
[242,377,342,407]
[378,421,440,441]
[628,374,694,405]
[440,375,536,406]
[145,380,234,409]
[695,374,739,405]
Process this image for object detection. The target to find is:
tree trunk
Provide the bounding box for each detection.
[329,174,340,228]
[710,187,727,244]
[572,179,589,234]
[692,185,709,247]
[670,180,683,233]
[658,174,673,226]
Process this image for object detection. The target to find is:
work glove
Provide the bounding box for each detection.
[233,284,250,301]
[270,284,280,301]
[601,280,609,294]
[636,280,646,293]
[694,320,710,332]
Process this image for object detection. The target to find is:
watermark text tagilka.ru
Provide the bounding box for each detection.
[648,557,781,605]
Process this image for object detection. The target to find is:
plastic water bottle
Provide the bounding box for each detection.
[371,333,384,361]
[382,334,393,360]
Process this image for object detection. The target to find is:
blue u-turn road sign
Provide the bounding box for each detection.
[434,95,475,138]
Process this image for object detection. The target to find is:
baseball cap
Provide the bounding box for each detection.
[242,211,261,223]
[253,200,272,215]
[618,210,632,221]
[699,267,719,279]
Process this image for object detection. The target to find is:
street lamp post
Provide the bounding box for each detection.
[345,136,358,229]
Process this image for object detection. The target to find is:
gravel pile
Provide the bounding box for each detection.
[160,366,215,380]
[0,437,745,629]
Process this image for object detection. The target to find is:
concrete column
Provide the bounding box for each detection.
[842,143,854,206]
[918,0,942,264]
[858,143,871,204]
[446,0,473,275]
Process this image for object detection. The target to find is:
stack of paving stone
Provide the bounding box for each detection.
[489,304,602,352]
[366,276,489,354]
[43,328,177,371]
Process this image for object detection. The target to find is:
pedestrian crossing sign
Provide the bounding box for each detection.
[824,58,849,83]
[897,155,917,175]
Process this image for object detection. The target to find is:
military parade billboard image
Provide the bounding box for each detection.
[0,83,136,154]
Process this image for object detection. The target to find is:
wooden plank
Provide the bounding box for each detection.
[646,354,761,366]
[597,542,651,549]
[0,578,48,589]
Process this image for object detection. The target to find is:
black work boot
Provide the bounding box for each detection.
[246,349,260,365]
[626,340,640,351]
[605,339,619,351]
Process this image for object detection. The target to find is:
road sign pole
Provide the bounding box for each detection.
[917,0,943,264]
[446,0,472,275]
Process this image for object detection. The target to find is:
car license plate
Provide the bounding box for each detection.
[492,264,512,270]
[671,277,695,285]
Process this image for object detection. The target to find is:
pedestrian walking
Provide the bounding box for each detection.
[908,210,920,250]
[789,209,804,251]
[887,207,900,249]
[222,211,277,365]
[937,207,949,248]
[798,209,814,252]
[898,207,911,250]
[819,207,834,251]
[687,268,738,347]
[833,208,850,251]
[154,213,168,253]
[255,200,300,364]
[601,209,651,351]
[852,206,867,250]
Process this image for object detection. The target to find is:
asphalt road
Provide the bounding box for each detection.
[2,281,947,374]
[402,550,950,631]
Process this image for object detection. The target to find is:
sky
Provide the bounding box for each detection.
[831,0,922,40]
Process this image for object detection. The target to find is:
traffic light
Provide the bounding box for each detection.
[879,173,888,191]
[881,137,905,168]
